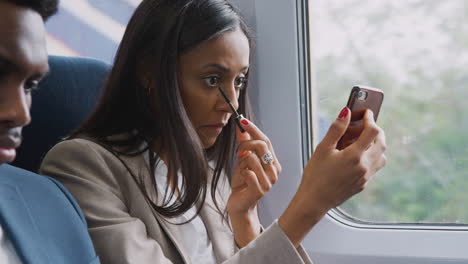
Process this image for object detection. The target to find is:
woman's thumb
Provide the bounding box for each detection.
[319,107,351,150]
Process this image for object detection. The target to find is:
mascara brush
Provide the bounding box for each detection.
[218,86,246,133]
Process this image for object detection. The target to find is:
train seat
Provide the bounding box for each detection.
[12,55,110,173]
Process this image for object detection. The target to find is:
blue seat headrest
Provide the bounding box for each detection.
[12,55,110,172]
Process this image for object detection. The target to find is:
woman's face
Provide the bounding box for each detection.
[178,28,250,148]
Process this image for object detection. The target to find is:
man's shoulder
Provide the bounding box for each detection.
[0,164,82,218]
[0,165,99,263]
[0,164,58,190]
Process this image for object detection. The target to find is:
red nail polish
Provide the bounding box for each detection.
[241,119,249,125]
[338,107,349,120]
[238,150,250,158]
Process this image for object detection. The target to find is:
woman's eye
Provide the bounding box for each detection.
[204,76,220,87]
[24,79,40,94]
[235,76,247,90]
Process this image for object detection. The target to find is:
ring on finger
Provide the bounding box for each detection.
[261,151,274,165]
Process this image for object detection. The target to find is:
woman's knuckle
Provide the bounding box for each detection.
[237,141,248,149]
[332,121,345,131]
[315,142,325,151]
[362,179,370,189]
[356,164,368,177]
[270,173,278,184]
[259,140,269,150]
[350,154,361,165]
[251,154,262,165]
[369,126,379,137]
[255,190,264,200]
[379,142,387,153]
[381,154,387,167]
[245,154,255,162]
[375,125,384,135]
[238,160,246,169]
[356,179,367,191]
[357,185,365,193]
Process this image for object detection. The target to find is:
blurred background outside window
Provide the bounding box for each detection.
[310,0,468,224]
[46,0,142,63]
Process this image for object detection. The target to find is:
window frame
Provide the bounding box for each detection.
[249,0,468,262]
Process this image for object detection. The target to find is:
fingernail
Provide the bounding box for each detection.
[241,119,249,126]
[338,107,349,120]
[237,150,250,158]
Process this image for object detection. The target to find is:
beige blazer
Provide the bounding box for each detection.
[40,138,313,264]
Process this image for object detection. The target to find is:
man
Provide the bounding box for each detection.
[0,0,99,263]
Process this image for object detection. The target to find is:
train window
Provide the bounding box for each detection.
[310,0,468,225]
[45,0,141,63]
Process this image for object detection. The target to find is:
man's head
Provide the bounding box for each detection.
[0,0,58,165]
[3,0,58,21]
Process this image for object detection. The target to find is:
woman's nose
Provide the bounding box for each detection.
[218,84,239,112]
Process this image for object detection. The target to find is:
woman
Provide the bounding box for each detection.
[40,0,386,263]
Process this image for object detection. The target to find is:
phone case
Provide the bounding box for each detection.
[346,85,384,122]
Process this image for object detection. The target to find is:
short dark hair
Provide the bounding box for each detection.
[4,0,59,21]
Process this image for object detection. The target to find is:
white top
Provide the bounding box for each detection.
[0,224,22,264]
[147,154,217,264]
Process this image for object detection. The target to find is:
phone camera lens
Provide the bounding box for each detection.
[357,90,368,100]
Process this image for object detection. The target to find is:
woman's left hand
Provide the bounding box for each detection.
[227,118,282,247]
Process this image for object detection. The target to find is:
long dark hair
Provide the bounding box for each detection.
[71,0,254,219]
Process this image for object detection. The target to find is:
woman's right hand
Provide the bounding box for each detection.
[227,118,281,248]
[279,107,387,247]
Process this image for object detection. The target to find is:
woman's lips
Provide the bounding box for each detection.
[205,125,223,130]
[202,123,226,133]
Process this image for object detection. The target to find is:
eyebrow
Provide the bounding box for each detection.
[202,63,249,73]
[32,70,50,81]
[0,53,49,78]
[0,54,19,71]
[40,69,50,79]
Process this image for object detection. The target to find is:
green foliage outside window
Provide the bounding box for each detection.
[311,0,468,223]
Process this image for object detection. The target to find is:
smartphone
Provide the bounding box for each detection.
[346,85,384,123]
[338,85,384,149]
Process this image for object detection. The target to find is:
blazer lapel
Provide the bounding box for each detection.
[151,213,192,263]
[0,183,49,264]
[199,176,236,263]
[118,147,235,263]
[121,153,193,264]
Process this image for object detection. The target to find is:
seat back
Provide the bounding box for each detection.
[12,56,110,172]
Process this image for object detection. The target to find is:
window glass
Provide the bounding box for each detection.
[310,0,468,224]
[45,0,142,63]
